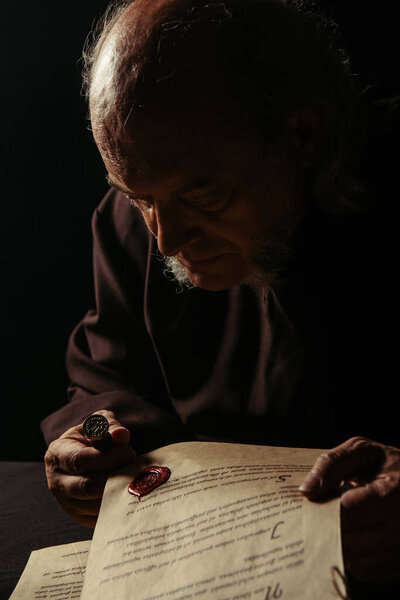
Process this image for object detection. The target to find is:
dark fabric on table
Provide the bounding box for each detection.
[0,462,92,600]
[42,189,400,452]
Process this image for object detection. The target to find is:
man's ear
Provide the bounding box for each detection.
[284,110,321,168]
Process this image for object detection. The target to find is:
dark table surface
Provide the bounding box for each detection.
[0,462,92,600]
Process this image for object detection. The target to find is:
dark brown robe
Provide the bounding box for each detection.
[41,189,399,452]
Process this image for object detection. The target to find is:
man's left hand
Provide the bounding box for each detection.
[299,436,400,584]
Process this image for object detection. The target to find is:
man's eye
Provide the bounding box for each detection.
[183,191,230,212]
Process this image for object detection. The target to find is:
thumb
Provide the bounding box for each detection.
[299,437,385,498]
[92,409,131,446]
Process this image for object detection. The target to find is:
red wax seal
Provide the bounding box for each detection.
[128,466,171,500]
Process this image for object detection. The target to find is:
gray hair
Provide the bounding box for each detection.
[82,0,369,214]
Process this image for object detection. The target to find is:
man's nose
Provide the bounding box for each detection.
[154,201,203,256]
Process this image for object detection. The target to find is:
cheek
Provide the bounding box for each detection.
[227,177,295,241]
[139,209,157,237]
[208,189,267,245]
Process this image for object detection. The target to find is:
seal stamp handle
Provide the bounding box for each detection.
[82,414,112,450]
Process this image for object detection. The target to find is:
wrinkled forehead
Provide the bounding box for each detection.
[98,97,257,186]
[91,44,257,180]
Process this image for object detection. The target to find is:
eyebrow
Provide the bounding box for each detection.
[106,174,216,199]
[178,179,214,194]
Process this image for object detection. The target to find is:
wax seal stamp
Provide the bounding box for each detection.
[128,466,171,500]
[82,414,112,450]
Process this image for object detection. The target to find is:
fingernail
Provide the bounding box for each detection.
[298,469,322,493]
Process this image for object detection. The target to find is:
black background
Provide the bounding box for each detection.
[0,1,398,460]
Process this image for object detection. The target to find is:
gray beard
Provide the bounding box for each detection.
[163,255,196,289]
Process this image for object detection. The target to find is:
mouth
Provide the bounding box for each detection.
[178,253,230,270]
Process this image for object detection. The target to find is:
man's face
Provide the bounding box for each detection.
[95,110,305,291]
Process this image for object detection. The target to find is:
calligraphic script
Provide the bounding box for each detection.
[10,443,347,600]
[83,442,346,600]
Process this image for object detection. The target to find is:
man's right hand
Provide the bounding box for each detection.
[44,409,136,528]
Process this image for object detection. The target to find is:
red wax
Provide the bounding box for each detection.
[128,466,171,500]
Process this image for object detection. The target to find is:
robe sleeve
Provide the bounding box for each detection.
[40,189,193,453]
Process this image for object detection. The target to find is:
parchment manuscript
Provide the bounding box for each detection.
[10,442,347,600]
[9,541,90,600]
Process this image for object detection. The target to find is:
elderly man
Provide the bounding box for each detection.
[41,0,399,592]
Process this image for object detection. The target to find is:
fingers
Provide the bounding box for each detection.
[299,437,385,498]
[340,475,400,584]
[46,466,108,528]
[46,439,135,475]
[64,409,131,446]
[298,437,400,584]
[48,470,109,500]
[46,410,136,476]
[62,498,103,529]
[45,411,136,527]
[66,498,103,518]
[46,468,109,528]
[82,409,131,446]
